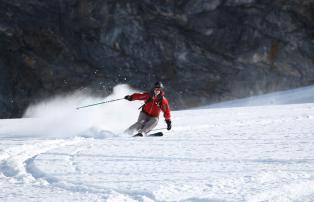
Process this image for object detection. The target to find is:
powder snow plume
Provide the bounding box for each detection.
[1,84,142,138]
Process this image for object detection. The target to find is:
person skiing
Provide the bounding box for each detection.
[124,81,172,137]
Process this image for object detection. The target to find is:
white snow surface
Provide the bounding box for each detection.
[1,84,314,201]
[207,85,314,108]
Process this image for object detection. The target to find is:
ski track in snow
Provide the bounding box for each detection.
[0,139,82,180]
[1,104,314,201]
[0,138,106,201]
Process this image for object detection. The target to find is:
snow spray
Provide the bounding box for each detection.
[18,84,141,138]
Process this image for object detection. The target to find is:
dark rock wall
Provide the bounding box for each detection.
[0,0,314,118]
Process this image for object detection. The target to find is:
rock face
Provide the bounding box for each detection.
[0,0,314,118]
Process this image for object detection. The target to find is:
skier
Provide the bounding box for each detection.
[124,81,172,137]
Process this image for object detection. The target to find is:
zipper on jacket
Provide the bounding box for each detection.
[148,97,157,114]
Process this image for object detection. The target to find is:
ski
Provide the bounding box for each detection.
[132,132,163,137]
[148,132,163,137]
[133,133,143,137]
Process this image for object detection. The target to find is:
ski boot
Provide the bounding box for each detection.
[133,133,143,137]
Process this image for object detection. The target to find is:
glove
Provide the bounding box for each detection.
[124,95,132,101]
[166,120,172,130]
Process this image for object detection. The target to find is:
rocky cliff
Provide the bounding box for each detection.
[0,0,314,118]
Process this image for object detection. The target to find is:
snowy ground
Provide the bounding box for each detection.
[1,85,314,201]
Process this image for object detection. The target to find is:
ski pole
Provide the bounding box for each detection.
[76,98,124,110]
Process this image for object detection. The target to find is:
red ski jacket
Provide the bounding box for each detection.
[130,92,171,121]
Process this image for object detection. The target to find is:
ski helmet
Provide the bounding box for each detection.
[154,81,164,89]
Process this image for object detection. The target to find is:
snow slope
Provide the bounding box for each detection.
[208,85,314,108]
[1,85,314,201]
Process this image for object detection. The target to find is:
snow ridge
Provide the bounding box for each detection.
[0,138,83,183]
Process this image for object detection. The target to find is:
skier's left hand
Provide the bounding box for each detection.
[166,120,171,130]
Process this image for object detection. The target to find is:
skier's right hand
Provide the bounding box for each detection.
[166,120,172,130]
[124,95,132,101]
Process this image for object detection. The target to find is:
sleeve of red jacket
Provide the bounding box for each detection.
[130,92,150,101]
[161,98,171,121]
